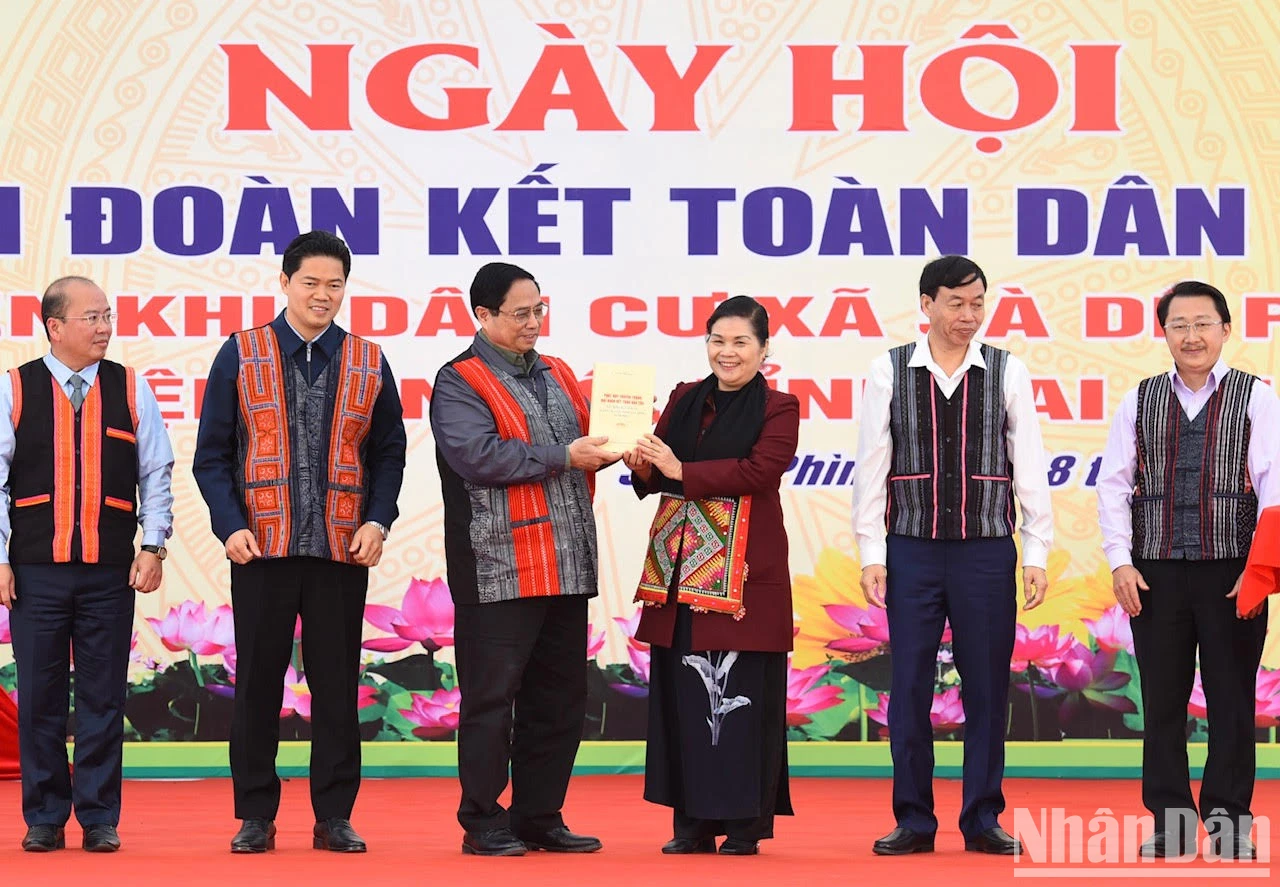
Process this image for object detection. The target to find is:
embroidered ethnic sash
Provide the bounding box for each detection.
[325,335,383,559]
[635,493,751,618]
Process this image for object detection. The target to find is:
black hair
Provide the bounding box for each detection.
[282,230,351,279]
[919,255,987,299]
[705,295,769,344]
[41,275,96,342]
[1156,280,1231,326]
[470,262,539,314]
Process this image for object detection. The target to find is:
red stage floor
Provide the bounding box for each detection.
[0,776,1274,885]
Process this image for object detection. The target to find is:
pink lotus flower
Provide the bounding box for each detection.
[1187,671,1207,720]
[364,577,454,653]
[0,604,10,644]
[1082,605,1134,655]
[1010,624,1075,673]
[1253,669,1280,728]
[786,663,844,727]
[586,623,606,660]
[823,602,890,658]
[146,601,235,656]
[867,687,966,734]
[1041,642,1135,722]
[401,687,462,738]
[281,665,311,719]
[611,611,650,697]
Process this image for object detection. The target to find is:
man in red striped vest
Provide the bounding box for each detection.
[431,262,618,856]
[194,231,406,854]
[1,276,175,853]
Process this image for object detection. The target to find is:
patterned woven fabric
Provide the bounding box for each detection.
[636,493,751,618]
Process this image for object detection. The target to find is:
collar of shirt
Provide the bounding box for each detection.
[907,335,986,383]
[43,352,100,390]
[1168,358,1230,397]
[476,329,540,375]
[272,311,340,358]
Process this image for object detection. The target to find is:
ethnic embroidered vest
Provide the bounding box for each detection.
[886,343,1015,541]
[8,359,140,565]
[233,325,381,563]
[1132,370,1257,560]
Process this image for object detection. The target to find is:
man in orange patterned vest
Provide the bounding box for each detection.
[194,231,406,855]
[431,262,618,857]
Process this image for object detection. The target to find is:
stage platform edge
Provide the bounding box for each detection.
[113,741,1280,779]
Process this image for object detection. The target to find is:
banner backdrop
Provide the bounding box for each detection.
[1,0,1278,749]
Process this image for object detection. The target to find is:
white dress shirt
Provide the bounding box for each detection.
[853,337,1054,568]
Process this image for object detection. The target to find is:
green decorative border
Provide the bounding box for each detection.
[118,741,1280,779]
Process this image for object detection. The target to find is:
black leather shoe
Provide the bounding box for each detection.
[965,826,1022,855]
[82,824,121,853]
[462,827,528,856]
[519,826,602,853]
[21,825,66,852]
[230,819,276,853]
[1213,834,1255,860]
[719,837,760,855]
[313,818,367,852]
[873,827,935,855]
[662,836,716,854]
[1140,832,1195,858]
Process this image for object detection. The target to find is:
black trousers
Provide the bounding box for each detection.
[453,595,588,835]
[885,534,1017,839]
[1130,557,1266,836]
[229,556,368,821]
[9,563,133,827]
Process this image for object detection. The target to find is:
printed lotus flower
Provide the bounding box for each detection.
[867,687,966,735]
[794,549,876,668]
[146,601,235,656]
[1040,642,1136,722]
[1082,604,1134,655]
[786,663,844,727]
[400,687,462,739]
[586,623,606,660]
[280,665,311,719]
[1010,624,1075,673]
[822,601,891,659]
[364,577,455,653]
[1253,669,1280,728]
[1187,671,1207,720]
[1017,549,1118,640]
[611,611,651,697]
[0,604,11,644]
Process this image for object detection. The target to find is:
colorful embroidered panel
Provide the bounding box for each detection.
[325,335,382,561]
[234,327,292,558]
[635,493,752,617]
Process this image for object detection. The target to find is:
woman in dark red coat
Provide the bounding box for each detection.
[624,296,800,856]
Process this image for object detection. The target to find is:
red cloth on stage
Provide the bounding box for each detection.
[1238,505,1280,614]
[0,690,18,779]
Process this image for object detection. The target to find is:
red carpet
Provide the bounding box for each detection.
[0,693,17,779]
[0,776,1273,885]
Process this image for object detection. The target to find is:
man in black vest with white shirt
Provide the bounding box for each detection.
[1096,280,1278,860]
[853,255,1053,856]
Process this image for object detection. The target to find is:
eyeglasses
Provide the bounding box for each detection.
[495,303,549,324]
[1164,320,1223,337]
[56,312,115,326]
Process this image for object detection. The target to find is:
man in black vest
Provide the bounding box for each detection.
[0,276,174,852]
[194,231,406,854]
[853,255,1054,856]
[1097,280,1278,860]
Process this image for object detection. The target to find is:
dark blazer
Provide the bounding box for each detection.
[633,379,800,653]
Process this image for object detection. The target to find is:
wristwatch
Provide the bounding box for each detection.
[141,544,167,560]
[366,521,389,541]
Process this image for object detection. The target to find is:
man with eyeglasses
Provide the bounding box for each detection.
[0,276,175,852]
[430,262,619,856]
[193,230,406,854]
[1096,279,1280,861]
